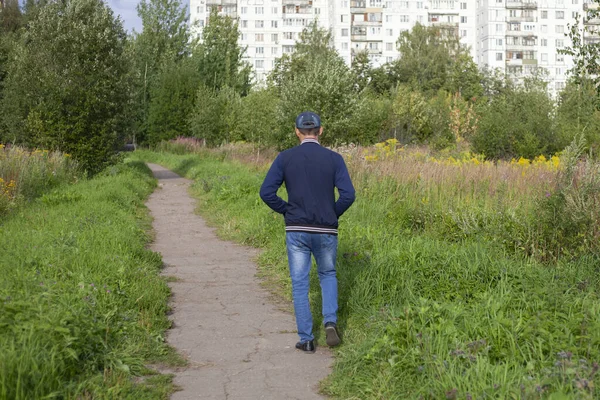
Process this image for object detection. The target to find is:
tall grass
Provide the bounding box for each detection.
[133,145,600,399]
[0,160,178,399]
[0,144,79,215]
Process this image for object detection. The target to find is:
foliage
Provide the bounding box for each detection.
[146,57,200,145]
[535,136,600,260]
[472,77,558,159]
[195,9,251,95]
[351,49,372,93]
[133,148,600,399]
[392,23,481,99]
[0,160,179,398]
[129,0,191,144]
[234,88,280,146]
[189,84,242,145]
[0,0,131,174]
[555,78,600,152]
[0,145,79,215]
[0,0,22,33]
[561,0,600,90]
[268,20,340,92]
[277,57,357,149]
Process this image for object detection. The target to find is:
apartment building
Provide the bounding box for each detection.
[190,0,592,93]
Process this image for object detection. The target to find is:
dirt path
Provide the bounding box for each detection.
[145,164,332,400]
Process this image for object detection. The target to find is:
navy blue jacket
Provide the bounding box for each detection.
[259,139,355,235]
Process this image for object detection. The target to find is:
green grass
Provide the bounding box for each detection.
[134,149,600,399]
[0,159,180,399]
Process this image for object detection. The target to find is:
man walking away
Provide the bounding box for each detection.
[259,112,356,353]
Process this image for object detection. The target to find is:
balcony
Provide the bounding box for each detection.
[584,3,599,11]
[352,20,383,27]
[506,15,536,23]
[430,20,459,27]
[351,34,368,41]
[506,43,536,51]
[282,0,311,5]
[206,0,237,5]
[506,1,538,9]
[584,17,600,25]
[505,30,537,38]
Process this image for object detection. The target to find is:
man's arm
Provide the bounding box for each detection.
[334,154,356,217]
[259,154,288,214]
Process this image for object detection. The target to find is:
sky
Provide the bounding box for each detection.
[105,0,143,33]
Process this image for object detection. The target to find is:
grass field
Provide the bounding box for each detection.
[133,143,600,399]
[0,160,179,399]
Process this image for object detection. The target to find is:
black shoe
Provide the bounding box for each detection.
[295,340,316,353]
[324,322,341,347]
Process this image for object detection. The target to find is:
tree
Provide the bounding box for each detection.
[234,88,280,146]
[0,0,22,33]
[195,9,251,95]
[146,58,200,145]
[472,78,557,159]
[555,78,600,152]
[390,23,483,99]
[268,20,340,92]
[189,84,242,145]
[130,0,191,144]
[1,0,131,173]
[351,49,372,92]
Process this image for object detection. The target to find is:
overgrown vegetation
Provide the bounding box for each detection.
[0,144,79,215]
[0,160,179,399]
[133,145,600,399]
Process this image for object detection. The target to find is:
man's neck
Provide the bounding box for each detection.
[300,137,319,144]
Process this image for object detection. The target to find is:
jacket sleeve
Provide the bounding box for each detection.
[259,154,288,215]
[334,154,356,217]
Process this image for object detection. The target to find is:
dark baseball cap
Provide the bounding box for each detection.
[295,112,321,129]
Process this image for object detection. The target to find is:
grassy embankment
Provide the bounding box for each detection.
[0,157,181,399]
[134,140,600,399]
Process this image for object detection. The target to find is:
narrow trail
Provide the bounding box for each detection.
[145,163,332,400]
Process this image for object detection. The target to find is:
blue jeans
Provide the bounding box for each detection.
[286,231,338,343]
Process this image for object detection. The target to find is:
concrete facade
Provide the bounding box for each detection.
[189,0,596,94]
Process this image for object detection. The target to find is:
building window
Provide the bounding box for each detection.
[556,54,565,63]
[461,2,467,9]
[399,1,408,7]
[241,33,247,41]
[386,28,393,36]
[256,60,264,69]
[386,42,393,51]
[255,7,264,14]
[315,8,321,14]
[496,24,502,32]
[241,7,247,14]
[541,53,548,63]
[272,7,278,14]
[556,81,565,91]
[556,39,564,48]
[556,11,564,19]
[342,28,349,36]
[461,29,467,37]
[271,47,278,55]
[541,10,547,19]
[255,20,264,28]
[271,33,278,42]
[399,15,409,23]
[460,16,467,23]
[496,38,503,45]
[255,33,264,41]
[341,15,349,22]
[271,21,278,28]
[556,25,564,34]
[283,45,294,54]
[541,39,547,46]
[541,25,548,33]
[342,42,349,50]
[496,52,503,61]
[198,20,204,27]
[256,47,264,54]
[386,15,392,22]
[240,20,248,28]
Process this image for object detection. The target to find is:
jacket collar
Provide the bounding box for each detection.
[301,138,320,145]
